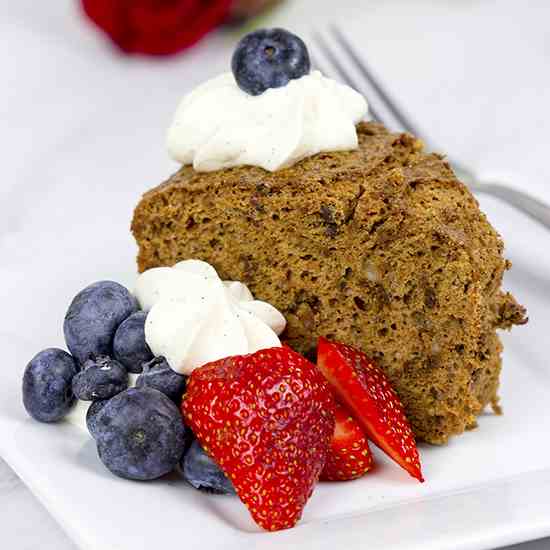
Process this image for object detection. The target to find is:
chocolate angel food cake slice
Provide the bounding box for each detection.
[132,121,526,444]
[132,28,526,445]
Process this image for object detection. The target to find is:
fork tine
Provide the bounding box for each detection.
[330,25,420,136]
[311,31,382,123]
[309,51,326,75]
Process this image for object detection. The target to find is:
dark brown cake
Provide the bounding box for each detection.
[132,121,527,444]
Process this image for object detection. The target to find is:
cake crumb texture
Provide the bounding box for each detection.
[132,122,527,444]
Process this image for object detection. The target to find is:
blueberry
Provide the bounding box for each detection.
[86,399,109,439]
[136,357,186,404]
[64,281,139,365]
[94,387,190,480]
[72,355,128,401]
[113,311,152,373]
[22,348,78,422]
[231,28,310,96]
[182,440,235,495]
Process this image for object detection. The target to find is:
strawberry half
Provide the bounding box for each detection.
[320,402,373,481]
[317,337,424,482]
[182,347,335,531]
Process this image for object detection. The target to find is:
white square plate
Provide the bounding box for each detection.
[1,192,549,550]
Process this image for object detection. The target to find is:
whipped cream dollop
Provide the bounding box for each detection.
[134,260,286,375]
[167,71,368,172]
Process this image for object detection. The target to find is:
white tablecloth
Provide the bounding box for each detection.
[2,0,549,548]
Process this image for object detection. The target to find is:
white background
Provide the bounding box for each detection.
[1,0,549,548]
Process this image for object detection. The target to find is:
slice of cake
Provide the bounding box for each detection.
[132,28,526,445]
[132,121,526,444]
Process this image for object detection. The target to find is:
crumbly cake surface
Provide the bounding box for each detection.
[132,122,526,444]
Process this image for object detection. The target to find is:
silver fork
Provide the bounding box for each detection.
[312,26,550,230]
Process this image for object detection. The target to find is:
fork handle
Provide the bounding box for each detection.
[470,183,550,230]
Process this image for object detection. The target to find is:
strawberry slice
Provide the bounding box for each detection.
[320,402,373,481]
[182,347,335,531]
[317,337,424,482]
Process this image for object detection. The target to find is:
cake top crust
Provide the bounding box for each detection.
[143,122,458,199]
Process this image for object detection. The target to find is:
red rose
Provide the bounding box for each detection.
[82,0,233,56]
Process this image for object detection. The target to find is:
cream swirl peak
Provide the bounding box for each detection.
[166,71,368,172]
[134,260,286,375]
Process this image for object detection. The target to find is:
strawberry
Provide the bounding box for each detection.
[182,347,335,531]
[320,402,373,481]
[317,337,424,482]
